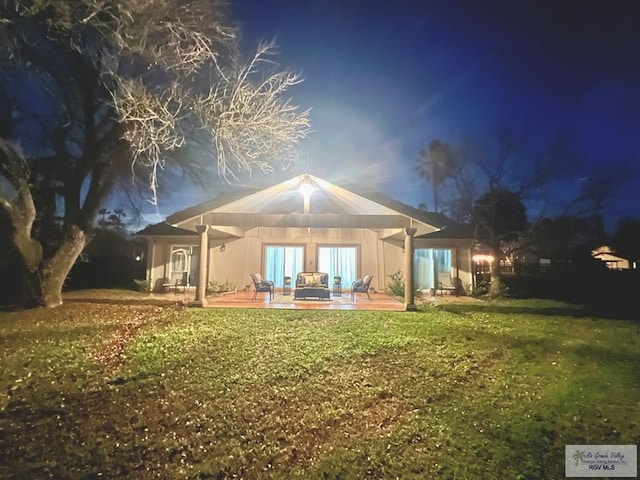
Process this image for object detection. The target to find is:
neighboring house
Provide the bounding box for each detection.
[591,245,631,270]
[137,174,475,309]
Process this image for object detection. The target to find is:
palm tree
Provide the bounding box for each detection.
[415,140,457,213]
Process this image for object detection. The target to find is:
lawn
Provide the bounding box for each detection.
[1,292,638,479]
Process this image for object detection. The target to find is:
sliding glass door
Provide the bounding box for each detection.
[264,246,304,287]
[317,246,358,286]
[414,248,452,290]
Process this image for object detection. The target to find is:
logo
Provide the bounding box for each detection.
[566,445,637,477]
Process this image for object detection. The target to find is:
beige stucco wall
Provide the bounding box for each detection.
[206,227,384,292]
[144,229,474,295]
[145,237,199,291]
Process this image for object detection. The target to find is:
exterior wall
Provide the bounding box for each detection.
[381,241,404,293]
[205,227,384,292]
[144,230,474,295]
[145,237,199,291]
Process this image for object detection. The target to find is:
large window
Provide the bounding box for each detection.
[264,246,304,287]
[317,246,358,286]
[414,248,452,290]
[170,245,199,286]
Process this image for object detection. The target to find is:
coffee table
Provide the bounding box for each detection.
[294,287,331,300]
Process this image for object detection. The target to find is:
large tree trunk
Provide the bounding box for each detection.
[15,226,87,308]
[1,139,94,308]
[41,226,87,307]
[488,245,505,297]
[489,263,503,296]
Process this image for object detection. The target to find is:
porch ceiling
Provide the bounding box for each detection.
[165,174,463,239]
[206,212,413,229]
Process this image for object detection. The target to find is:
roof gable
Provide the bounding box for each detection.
[168,174,440,225]
[143,174,472,240]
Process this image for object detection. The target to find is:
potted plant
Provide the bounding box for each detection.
[334,275,342,284]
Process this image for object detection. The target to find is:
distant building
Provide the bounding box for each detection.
[591,245,631,270]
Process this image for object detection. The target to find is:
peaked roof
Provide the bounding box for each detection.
[143,174,472,239]
[137,222,197,237]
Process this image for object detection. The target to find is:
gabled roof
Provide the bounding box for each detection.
[415,213,474,239]
[144,174,472,239]
[136,222,197,237]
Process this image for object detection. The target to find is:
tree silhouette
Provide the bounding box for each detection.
[0,0,310,307]
[472,188,527,295]
[415,140,458,213]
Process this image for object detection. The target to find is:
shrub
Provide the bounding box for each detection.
[387,271,405,297]
[207,279,237,294]
[133,279,152,293]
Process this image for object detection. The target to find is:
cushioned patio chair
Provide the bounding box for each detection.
[351,274,374,301]
[249,273,274,301]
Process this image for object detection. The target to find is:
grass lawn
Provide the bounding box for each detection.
[1,292,638,479]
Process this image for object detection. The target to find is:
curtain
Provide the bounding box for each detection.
[317,246,357,286]
[265,246,304,287]
[414,248,452,289]
[414,249,433,290]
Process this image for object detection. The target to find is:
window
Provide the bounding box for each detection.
[264,246,304,287]
[170,245,199,286]
[317,246,358,286]
[414,248,452,290]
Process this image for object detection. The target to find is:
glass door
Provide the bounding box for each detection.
[264,246,305,287]
[317,246,358,286]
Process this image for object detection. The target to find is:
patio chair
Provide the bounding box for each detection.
[351,274,374,301]
[163,271,187,293]
[249,273,274,301]
[438,275,458,296]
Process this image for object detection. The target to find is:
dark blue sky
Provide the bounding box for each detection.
[151,1,640,228]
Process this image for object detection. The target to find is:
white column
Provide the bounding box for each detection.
[192,225,209,307]
[404,228,417,311]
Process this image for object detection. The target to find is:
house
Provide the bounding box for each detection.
[137,174,475,310]
[591,245,631,270]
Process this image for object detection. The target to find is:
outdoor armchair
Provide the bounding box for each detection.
[351,274,374,301]
[249,273,274,301]
[163,271,187,293]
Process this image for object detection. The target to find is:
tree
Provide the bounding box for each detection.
[415,140,458,213]
[472,188,527,295]
[0,0,311,308]
[430,129,577,296]
[611,216,640,262]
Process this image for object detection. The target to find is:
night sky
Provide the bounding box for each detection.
[152,1,640,229]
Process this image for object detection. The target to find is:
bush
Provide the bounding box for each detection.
[207,279,237,294]
[387,271,405,297]
[133,279,152,293]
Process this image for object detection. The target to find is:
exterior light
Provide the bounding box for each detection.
[472,254,494,263]
[297,176,317,213]
[298,181,316,198]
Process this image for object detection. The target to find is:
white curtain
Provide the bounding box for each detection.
[317,246,357,286]
[414,248,452,289]
[265,246,304,287]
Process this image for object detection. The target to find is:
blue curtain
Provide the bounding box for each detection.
[265,246,304,287]
[414,248,452,289]
[414,249,433,289]
[317,247,357,285]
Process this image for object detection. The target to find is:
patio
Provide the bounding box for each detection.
[203,289,405,311]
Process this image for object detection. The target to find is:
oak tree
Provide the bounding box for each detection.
[0,0,310,307]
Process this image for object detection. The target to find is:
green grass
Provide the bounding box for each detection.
[1,294,638,479]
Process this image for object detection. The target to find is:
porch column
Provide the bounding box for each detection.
[192,225,209,307]
[404,227,417,311]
